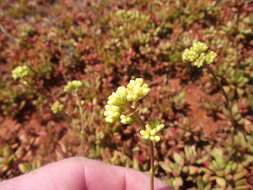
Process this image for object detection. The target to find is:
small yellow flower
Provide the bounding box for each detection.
[191,41,208,54]
[126,78,150,102]
[107,86,128,106]
[140,121,165,142]
[12,65,31,80]
[104,105,122,123]
[182,41,217,68]
[182,49,198,63]
[51,101,64,114]
[104,78,150,123]
[205,51,217,64]
[120,114,134,124]
[193,53,206,68]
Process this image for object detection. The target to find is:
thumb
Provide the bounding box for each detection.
[0,157,173,190]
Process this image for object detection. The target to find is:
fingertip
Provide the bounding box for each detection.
[0,157,88,190]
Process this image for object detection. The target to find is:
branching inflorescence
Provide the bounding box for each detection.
[104,78,150,124]
[51,80,86,154]
[104,78,165,190]
[182,41,242,155]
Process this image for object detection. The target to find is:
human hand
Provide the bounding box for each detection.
[0,157,172,190]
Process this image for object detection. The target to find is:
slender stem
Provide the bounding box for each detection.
[128,105,146,128]
[128,104,155,190]
[205,65,230,108]
[0,24,15,40]
[205,65,237,126]
[205,65,238,153]
[75,92,86,155]
[150,140,155,190]
[133,111,146,128]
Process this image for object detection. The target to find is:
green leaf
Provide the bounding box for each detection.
[216,177,226,187]
[159,161,172,172]
[173,177,183,188]
[232,103,238,114]
[173,152,184,166]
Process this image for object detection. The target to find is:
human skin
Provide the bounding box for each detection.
[0,157,172,190]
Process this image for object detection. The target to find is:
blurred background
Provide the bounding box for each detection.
[0,0,253,189]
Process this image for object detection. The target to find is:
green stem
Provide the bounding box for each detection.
[205,65,237,126]
[0,23,15,40]
[150,140,155,190]
[75,92,86,155]
[22,78,45,115]
[128,105,155,190]
[128,105,146,128]
[205,65,238,154]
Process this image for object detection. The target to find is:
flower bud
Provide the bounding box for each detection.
[126,78,150,102]
[205,51,217,64]
[107,86,128,106]
[104,105,122,123]
[191,41,208,54]
[182,49,198,63]
[120,114,134,124]
[182,41,217,68]
[140,121,164,142]
[51,101,64,114]
[193,53,206,68]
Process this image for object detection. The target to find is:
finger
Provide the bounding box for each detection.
[0,157,86,190]
[0,157,172,190]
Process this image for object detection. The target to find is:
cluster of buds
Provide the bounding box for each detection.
[64,80,82,93]
[182,41,217,68]
[104,105,122,123]
[12,65,31,80]
[140,121,165,142]
[120,114,134,125]
[104,78,150,124]
[51,101,64,114]
[126,78,150,102]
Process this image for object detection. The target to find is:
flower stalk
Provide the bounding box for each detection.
[75,92,86,155]
[182,41,240,157]
[205,64,237,127]
[150,140,154,190]
[104,78,165,190]
[131,110,155,190]
[63,80,86,155]
[205,64,239,154]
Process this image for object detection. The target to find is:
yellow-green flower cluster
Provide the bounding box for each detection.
[64,80,82,93]
[12,65,31,80]
[126,78,150,102]
[107,87,128,106]
[182,41,217,68]
[104,105,122,123]
[51,101,64,114]
[104,78,150,123]
[140,121,165,142]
